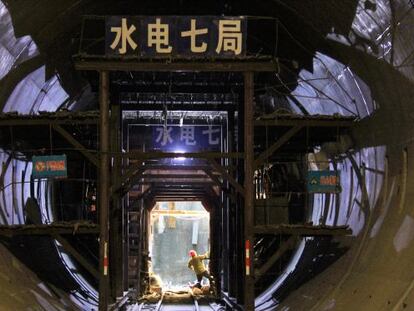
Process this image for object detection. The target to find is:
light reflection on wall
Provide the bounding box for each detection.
[0,1,39,80]
[292,53,375,118]
[3,66,69,114]
[310,146,386,236]
[258,48,385,308]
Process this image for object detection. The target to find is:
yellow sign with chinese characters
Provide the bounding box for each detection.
[105,16,246,58]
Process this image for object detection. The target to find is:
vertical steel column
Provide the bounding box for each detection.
[222,198,229,292]
[236,97,245,302]
[110,104,123,299]
[122,119,129,292]
[136,204,144,297]
[244,72,255,310]
[99,70,110,311]
[224,110,234,294]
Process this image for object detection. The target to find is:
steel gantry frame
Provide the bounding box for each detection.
[73,57,356,310]
[74,59,279,311]
[0,112,102,303]
[0,93,355,310]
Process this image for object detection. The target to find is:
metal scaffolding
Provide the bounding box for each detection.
[0,97,355,310]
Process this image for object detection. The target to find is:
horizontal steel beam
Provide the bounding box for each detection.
[140,174,208,179]
[0,223,99,236]
[121,103,235,112]
[121,151,244,160]
[74,59,279,72]
[134,178,213,183]
[152,194,209,198]
[131,181,216,186]
[153,197,205,202]
[151,210,207,216]
[153,194,205,197]
[132,165,226,174]
[254,118,355,128]
[0,112,99,126]
[153,191,206,194]
[151,185,209,189]
[253,224,352,236]
[0,118,98,126]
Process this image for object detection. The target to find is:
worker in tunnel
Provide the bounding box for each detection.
[187,250,215,290]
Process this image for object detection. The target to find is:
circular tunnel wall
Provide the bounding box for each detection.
[0,1,413,310]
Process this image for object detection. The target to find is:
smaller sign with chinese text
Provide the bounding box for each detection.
[32,155,67,179]
[106,16,246,58]
[307,170,341,193]
[152,125,221,152]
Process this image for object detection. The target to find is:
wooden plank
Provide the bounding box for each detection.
[254,125,303,168]
[253,224,352,236]
[255,235,297,279]
[52,124,99,167]
[54,234,99,279]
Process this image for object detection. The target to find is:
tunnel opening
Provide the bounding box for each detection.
[119,73,233,300]
[148,201,210,290]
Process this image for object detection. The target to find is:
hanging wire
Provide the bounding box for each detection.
[278,62,359,116]
[264,92,270,206]
[305,122,310,216]
[49,124,53,155]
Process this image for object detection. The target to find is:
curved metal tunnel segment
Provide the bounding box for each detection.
[0,0,413,310]
[270,31,414,311]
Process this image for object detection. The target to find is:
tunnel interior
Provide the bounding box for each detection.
[0,0,413,310]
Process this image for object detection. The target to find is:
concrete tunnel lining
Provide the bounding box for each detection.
[0,0,413,310]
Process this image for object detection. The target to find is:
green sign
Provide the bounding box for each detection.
[307,170,340,193]
[32,155,67,179]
